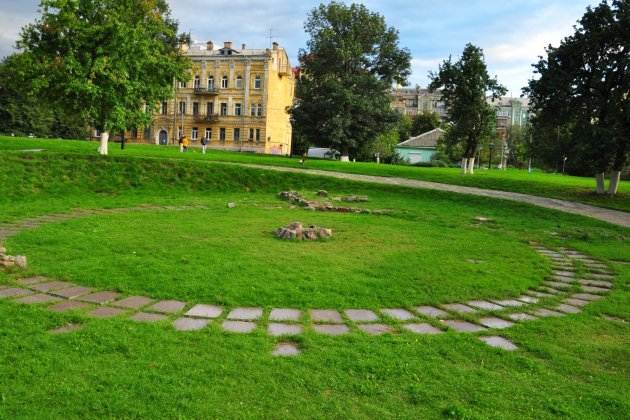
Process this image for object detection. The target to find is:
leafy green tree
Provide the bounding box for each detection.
[525,0,629,195]
[18,0,190,155]
[397,114,413,143]
[291,2,411,159]
[411,112,441,137]
[429,44,506,174]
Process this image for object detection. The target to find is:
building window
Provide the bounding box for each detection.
[235,76,243,89]
[257,104,263,116]
[220,103,227,116]
[191,127,198,140]
[178,80,187,89]
[208,76,214,89]
[251,104,263,116]
[221,75,228,89]
[192,102,199,115]
[249,128,254,141]
[219,128,226,141]
[234,128,240,141]
[254,75,262,89]
[178,126,183,139]
[255,128,261,143]
[178,101,186,115]
[207,102,214,115]
[160,101,168,115]
[193,76,200,89]
[235,103,242,116]
[205,128,212,140]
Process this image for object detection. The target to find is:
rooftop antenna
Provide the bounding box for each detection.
[267,28,275,48]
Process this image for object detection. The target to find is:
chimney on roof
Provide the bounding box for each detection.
[206,41,214,51]
[241,43,246,50]
[272,42,279,50]
[224,41,232,50]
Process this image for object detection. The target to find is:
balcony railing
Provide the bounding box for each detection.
[193,87,219,95]
[193,113,220,123]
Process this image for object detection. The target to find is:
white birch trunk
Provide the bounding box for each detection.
[595,172,606,194]
[608,171,621,195]
[98,132,109,156]
[461,158,468,174]
[468,157,475,174]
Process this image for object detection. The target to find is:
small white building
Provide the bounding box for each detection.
[395,128,444,164]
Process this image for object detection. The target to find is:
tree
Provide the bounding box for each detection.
[411,111,441,137]
[525,0,629,195]
[18,0,190,155]
[397,114,413,142]
[429,44,507,174]
[291,2,411,159]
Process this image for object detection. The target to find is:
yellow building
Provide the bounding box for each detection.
[130,40,295,155]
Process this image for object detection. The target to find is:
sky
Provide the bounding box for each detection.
[0,0,598,95]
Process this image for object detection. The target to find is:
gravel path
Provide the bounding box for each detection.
[226,163,630,228]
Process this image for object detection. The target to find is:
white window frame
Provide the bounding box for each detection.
[191,127,198,140]
[235,76,243,89]
[221,76,228,89]
[205,128,212,140]
[254,75,262,89]
[235,103,242,116]
[208,76,214,89]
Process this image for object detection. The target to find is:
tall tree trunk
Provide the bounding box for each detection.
[608,171,621,196]
[461,158,468,174]
[595,172,606,194]
[468,157,475,174]
[98,132,109,156]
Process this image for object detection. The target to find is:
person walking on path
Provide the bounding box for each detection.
[200,135,208,154]
[178,136,184,153]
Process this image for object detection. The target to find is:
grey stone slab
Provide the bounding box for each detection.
[571,293,603,301]
[479,317,514,329]
[0,288,34,299]
[78,291,120,304]
[553,270,575,277]
[381,308,415,321]
[310,309,343,323]
[227,307,263,321]
[147,299,186,314]
[403,323,443,335]
[344,309,378,322]
[581,285,610,294]
[51,286,94,299]
[358,323,393,335]
[15,293,62,305]
[173,317,210,331]
[272,342,300,357]
[578,279,612,289]
[531,308,564,318]
[130,312,168,323]
[48,300,92,312]
[563,298,589,307]
[416,306,449,318]
[185,304,223,319]
[31,281,75,292]
[517,295,539,304]
[490,299,526,308]
[313,324,350,336]
[441,303,476,314]
[269,308,301,322]
[543,281,572,290]
[88,307,125,318]
[551,275,575,283]
[479,336,518,351]
[16,276,49,286]
[537,286,563,295]
[442,320,486,333]
[466,300,504,311]
[222,320,256,333]
[108,296,151,309]
[267,323,303,336]
[49,323,83,335]
[507,313,537,322]
[526,290,554,298]
[555,304,581,314]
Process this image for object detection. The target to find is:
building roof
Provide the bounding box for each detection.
[397,128,445,148]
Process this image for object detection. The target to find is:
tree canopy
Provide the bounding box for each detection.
[18,0,190,154]
[291,2,411,158]
[411,112,442,137]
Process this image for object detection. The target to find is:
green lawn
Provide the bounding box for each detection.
[2,135,629,212]
[1,148,629,418]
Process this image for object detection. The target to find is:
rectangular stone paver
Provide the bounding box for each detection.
[551,275,575,283]
[517,295,539,304]
[267,323,303,336]
[479,336,518,351]
[130,312,168,323]
[543,281,572,290]
[112,296,153,309]
[227,307,263,321]
[555,304,581,314]
[553,270,575,277]
[564,298,589,307]
[78,291,120,304]
[31,281,75,293]
[269,308,301,322]
[313,324,350,336]
[507,313,537,322]
[344,309,378,323]
[442,320,486,333]
[173,317,210,331]
[578,279,612,288]
[381,308,415,321]
[538,286,563,295]
[51,286,94,299]
[526,291,554,298]
[222,320,256,333]
[479,317,514,329]
[491,299,525,308]
[16,276,49,286]
[416,306,449,319]
[467,300,504,311]
[15,294,62,305]
[581,286,610,294]
[441,303,476,314]
[0,288,34,299]
[272,342,300,357]
[148,300,187,314]
[186,304,223,319]
[358,324,393,335]
[48,300,92,313]
[585,273,613,280]
[88,307,125,318]
[403,323,443,335]
[571,293,603,301]
[531,308,564,318]
[310,309,343,323]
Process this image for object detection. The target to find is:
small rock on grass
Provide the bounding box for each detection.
[227,202,236,208]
